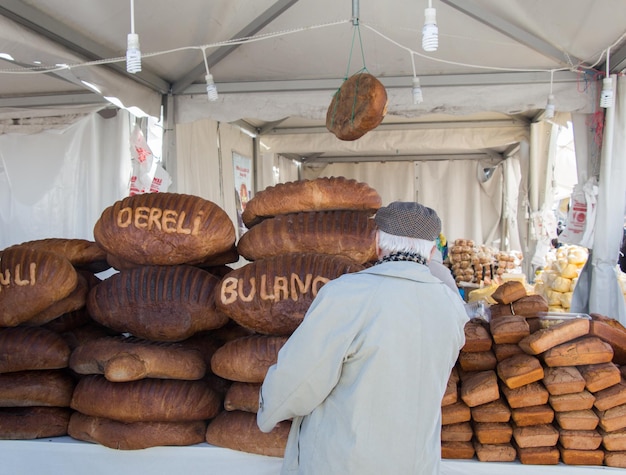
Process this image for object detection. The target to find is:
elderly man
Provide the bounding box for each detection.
[257,201,468,475]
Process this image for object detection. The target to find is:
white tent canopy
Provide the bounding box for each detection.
[1,0,625,320]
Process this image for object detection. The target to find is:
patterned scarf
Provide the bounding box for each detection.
[375,251,428,266]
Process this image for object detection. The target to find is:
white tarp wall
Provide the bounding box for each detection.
[174,118,254,240]
[0,110,132,249]
[571,76,626,323]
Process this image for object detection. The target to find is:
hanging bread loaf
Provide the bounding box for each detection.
[216,253,364,335]
[70,375,221,423]
[0,246,78,327]
[237,210,377,264]
[93,192,236,266]
[69,336,207,382]
[1,238,108,272]
[0,407,71,440]
[205,410,289,457]
[0,327,71,373]
[87,265,228,342]
[326,72,388,141]
[211,335,288,383]
[241,177,382,228]
[68,412,207,450]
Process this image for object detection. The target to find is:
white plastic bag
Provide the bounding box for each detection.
[559,177,598,249]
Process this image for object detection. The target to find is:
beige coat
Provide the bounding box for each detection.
[258,261,468,475]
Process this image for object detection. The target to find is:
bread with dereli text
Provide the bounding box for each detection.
[0,246,78,327]
[241,176,382,228]
[216,253,365,336]
[93,192,235,266]
[87,265,228,342]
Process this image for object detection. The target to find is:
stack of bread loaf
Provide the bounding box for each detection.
[62,192,238,449]
[0,238,114,441]
[447,240,523,287]
[206,177,381,456]
[443,280,626,468]
[534,244,588,312]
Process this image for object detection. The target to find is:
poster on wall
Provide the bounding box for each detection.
[233,152,252,238]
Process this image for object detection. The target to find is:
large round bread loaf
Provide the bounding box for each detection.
[237,210,377,263]
[70,336,207,382]
[1,238,108,272]
[71,375,221,423]
[93,193,236,266]
[205,410,289,457]
[326,72,388,141]
[0,247,78,327]
[87,265,228,341]
[0,407,71,439]
[0,370,75,407]
[211,335,287,383]
[68,412,207,450]
[241,177,381,228]
[0,327,71,373]
[217,253,364,335]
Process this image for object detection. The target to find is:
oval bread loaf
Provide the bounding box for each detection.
[87,265,228,341]
[93,192,236,266]
[0,370,75,407]
[68,412,207,450]
[237,210,377,263]
[241,177,381,228]
[0,327,71,373]
[69,336,207,382]
[211,335,288,383]
[0,407,71,440]
[71,375,221,422]
[205,410,289,457]
[0,247,78,327]
[217,253,364,335]
[326,72,388,141]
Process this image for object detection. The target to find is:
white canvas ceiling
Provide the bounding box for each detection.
[0,0,625,160]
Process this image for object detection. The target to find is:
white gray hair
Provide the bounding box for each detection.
[377,229,435,260]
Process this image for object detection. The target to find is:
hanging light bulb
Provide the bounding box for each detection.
[206,73,218,102]
[412,77,423,104]
[422,1,438,52]
[544,94,555,120]
[126,0,141,73]
[600,77,614,108]
[126,33,141,73]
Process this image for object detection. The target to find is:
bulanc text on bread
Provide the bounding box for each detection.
[220,273,330,305]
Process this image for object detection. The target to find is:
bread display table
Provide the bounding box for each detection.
[1,437,623,475]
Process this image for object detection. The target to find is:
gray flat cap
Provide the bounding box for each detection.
[374,201,441,240]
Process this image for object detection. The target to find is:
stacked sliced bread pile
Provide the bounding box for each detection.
[443,280,626,468]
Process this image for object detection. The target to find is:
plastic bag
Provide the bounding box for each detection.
[559,177,598,249]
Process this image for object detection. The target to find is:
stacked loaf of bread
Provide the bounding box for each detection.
[206,177,380,456]
[0,238,114,441]
[443,280,626,468]
[52,192,242,450]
